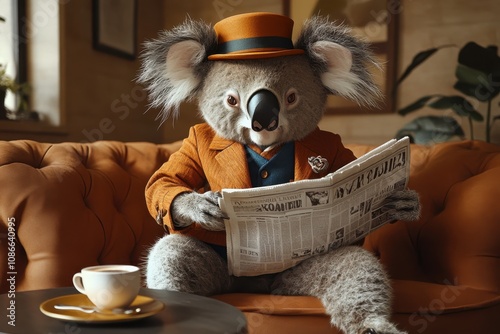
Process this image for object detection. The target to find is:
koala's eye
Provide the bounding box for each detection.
[285,89,299,107]
[227,95,238,107]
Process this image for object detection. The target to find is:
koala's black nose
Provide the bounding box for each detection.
[247,89,280,132]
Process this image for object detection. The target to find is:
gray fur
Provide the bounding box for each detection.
[383,189,420,222]
[296,16,382,107]
[137,18,216,123]
[272,246,405,334]
[198,56,326,145]
[147,238,407,334]
[141,15,416,334]
[171,191,226,231]
[146,234,232,295]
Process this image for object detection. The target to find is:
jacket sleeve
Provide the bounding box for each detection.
[145,126,207,232]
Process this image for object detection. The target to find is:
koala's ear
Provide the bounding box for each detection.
[296,16,381,107]
[138,19,217,122]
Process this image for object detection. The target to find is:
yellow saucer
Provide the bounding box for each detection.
[40,294,164,323]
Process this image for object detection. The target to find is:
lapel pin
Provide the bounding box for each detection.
[308,155,329,173]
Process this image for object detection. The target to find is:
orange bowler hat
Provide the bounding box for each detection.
[208,12,305,60]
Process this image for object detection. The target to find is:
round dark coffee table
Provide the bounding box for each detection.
[0,287,247,333]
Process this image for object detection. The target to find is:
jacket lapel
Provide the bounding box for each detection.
[210,136,253,189]
[294,128,335,181]
[294,143,321,181]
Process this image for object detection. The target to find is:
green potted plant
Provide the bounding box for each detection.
[0,16,31,121]
[395,42,500,144]
[0,64,19,120]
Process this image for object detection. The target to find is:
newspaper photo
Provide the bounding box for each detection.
[218,137,410,276]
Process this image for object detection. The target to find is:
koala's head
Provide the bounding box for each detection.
[139,13,380,147]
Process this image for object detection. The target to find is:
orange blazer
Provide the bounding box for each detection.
[146,123,356,246]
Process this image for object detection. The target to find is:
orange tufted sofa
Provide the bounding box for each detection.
[1,138,499,334]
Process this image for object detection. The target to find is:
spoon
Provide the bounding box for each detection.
[54,304,142,315]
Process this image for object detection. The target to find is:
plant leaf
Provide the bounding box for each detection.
[454,81,500,102]
[397,95,436,116]
[451,103,484,121]
[427,96,483,120]
[395,45,457,90]
[458,42,500,74]
[396,48,440,87]
[395,116,465,144]
[454,82,485,101]
[427,96,462,109]
[454,65,500,101]
[455,64,491,88]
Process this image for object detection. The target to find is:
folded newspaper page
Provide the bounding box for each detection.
[219,137,410,276]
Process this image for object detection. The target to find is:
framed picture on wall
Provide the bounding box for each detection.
[92,0,137,60]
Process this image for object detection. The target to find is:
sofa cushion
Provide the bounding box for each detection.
[214,281,500,333]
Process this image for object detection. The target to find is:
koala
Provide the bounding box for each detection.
[139,12,420,334]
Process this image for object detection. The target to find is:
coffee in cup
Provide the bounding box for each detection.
[72,265,141,310]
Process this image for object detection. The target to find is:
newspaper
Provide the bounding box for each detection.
[218,137,410,276]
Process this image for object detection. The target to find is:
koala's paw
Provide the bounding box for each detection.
[360,317,407,334]
[382,189,420,222]
[360,328,407,334]
[171,191,227,231]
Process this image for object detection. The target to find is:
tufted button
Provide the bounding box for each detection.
[260,170,269,179]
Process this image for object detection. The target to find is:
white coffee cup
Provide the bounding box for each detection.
[72,265,141,310]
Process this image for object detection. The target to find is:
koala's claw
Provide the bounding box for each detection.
[360,326,407,334]
[171,191,227,231]
[361,329,378,334]
[382,189,420,222]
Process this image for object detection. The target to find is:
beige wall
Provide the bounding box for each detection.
[1,0,499,145]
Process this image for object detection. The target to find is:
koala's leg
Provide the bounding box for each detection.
[271,246,406,334]
[145,234,232,296]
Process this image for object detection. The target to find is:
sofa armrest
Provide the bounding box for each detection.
[364,141,500,293]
